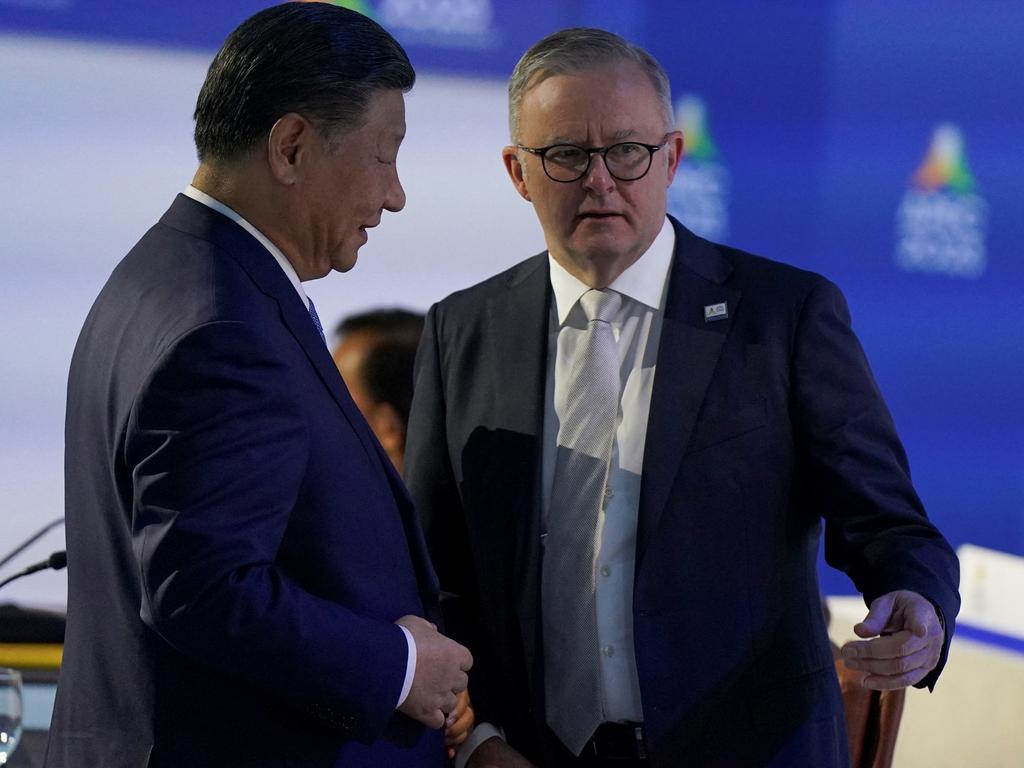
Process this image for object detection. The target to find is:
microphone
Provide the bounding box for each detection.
[0,516,65,570]
[0,550,68,591]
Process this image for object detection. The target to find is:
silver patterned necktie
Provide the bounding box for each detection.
[543,288,622,755]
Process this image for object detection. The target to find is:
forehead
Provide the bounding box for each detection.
[518,62,663,141]
[347,88,407,143]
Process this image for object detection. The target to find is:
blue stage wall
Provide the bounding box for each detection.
[3,0,1021,595]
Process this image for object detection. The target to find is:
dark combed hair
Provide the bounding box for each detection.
[194,3,415,161]
[336,309,424,424]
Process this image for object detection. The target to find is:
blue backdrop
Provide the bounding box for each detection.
[3,0,1021,594]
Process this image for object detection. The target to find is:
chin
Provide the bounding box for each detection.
[332,252,359,273]
[572,233,629,258]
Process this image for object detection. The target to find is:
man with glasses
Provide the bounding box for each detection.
[406,27,959,768]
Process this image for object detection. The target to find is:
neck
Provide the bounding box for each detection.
[549,245,647,290]
[192,162,259,220]
[192,162,310,279]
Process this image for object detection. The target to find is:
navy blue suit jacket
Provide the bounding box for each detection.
[405,217,959,768]
[48,195,445,767]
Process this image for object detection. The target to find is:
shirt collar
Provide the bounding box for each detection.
[183,184,308,308]
[548,216,675,325]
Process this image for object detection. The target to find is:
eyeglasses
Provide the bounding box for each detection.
[516,136,670,183]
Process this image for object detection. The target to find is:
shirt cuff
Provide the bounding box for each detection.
[396,624,416,708]
[454,722,506,768]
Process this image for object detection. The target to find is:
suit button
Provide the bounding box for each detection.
[601,645,615,657]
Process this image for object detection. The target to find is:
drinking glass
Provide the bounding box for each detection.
[0,668,22,765]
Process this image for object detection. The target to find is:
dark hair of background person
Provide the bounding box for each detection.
[194,2,415,161]
[335,309,425,423]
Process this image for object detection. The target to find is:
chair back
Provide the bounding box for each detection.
[833,645,906,768]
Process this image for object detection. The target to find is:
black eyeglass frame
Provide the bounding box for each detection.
[515,135,671,183]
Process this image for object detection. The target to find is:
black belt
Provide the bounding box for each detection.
[584,722,648,762]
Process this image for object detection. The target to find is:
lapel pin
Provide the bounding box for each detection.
[704,302,729,322]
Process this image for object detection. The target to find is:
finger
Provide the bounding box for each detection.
[843,641,935,677]
[450,670,468,693]
[445,712,471,745]
[843,626,933,659]
[854,593,896,638]
[452,690,468,718]
[447,747,456,759]
[423,708,446,730]
[860,662,932,690]
[901,595,938,638]
[442,691,459,716]
[448,706,473,733]
[842,629,926,661]
[446,727,469,747]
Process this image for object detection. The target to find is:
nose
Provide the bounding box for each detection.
[580,151,615,194]
[384,167,406,213]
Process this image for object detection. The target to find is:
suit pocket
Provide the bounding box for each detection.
[686,398,768,454]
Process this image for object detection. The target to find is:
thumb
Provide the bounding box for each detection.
[854,593,896,638]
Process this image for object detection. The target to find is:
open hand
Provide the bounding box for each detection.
[840,589,944,689]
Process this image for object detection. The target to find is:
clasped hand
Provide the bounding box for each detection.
[395,615,473,729]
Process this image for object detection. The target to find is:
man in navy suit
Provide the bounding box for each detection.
[48,5,471,766]
[404,28,959,768]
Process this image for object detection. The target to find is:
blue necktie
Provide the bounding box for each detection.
[308,298,327,345]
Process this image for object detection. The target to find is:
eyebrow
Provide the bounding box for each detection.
[547,128,639,145]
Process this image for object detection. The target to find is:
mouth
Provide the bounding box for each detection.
[576,211,623,223]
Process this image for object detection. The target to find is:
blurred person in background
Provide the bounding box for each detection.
[333,309,425,474]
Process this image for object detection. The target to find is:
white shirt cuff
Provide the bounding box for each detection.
[454,722,506,768]
[396,624,416,708]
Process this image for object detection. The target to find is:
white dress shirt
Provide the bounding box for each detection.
[458,218,675,767]
[542,216,675,723]
[182,185,416,708]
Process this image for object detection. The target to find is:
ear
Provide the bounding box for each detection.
[502,145,532,202]
[266,113,315,185]
[663,129,685,186]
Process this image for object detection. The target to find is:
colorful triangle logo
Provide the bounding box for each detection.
[912,123,977,194]
[676,96,719,162]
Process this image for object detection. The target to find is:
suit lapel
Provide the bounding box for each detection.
[485,254,549,687]
[636,219,740,571]
[486,255,549,437]
[162,195,386,464]
[166,197,445,611]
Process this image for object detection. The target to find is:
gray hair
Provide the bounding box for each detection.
[507,27,673,142]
